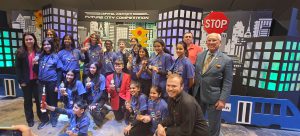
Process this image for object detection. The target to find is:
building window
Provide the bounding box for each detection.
[267,82,276,91]
[275,41,284,49]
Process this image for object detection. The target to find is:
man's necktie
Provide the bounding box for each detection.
[202,53,214,73]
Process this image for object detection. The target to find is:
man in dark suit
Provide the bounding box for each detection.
[193,33,233,136]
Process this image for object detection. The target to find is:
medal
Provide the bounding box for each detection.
[69,100,73,105]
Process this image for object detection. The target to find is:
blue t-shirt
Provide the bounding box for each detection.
[148,98,168,133]
[58,80,86,109]
[133,61,151,80]
[55,108,90,136]
[101,51,117,75]
[58,49,84,72]
[38,53,63,82]
[149,53,173,92]
[131,93,148,117]
[85,74,106,104]
[169,56,195,91]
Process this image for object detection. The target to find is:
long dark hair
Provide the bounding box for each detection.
[136,47,149,65]
[176,41,188,57]
[16,32,40,58]
[153,39,171,54]
[64,70,78,96]
[132,44,142,57]
[46,29,60,52]
[60,34,76,51]
[87,62,102,91]
[40,38,55,58]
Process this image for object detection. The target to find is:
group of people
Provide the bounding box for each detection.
[15,28,233,136]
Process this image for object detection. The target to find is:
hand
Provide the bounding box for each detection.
[89,105,96,111]
[215,100,226,110]
[20,83,27,87]
[109,84,115,91]
[60,88,68,96]
[54,87,58,92]
[142,115,151,123]
[81,46,89,52]
[152,66,159,73]
[86,82,91,89]
[156,124,166,136]
[142,60,147,67]
[40,101,49,109]
[12,125,37,136]
[123,125,132,135]
[66,130,76,136]
[125,102,131,111]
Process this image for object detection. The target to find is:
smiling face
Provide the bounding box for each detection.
[183,33,193,46]
[176,43,185,58]
[166,76,183,98]
[43,41,52,54]
[64,36,72,48]
[66,71,75,83]
[149,88,160,101]
[114,63,124,73]
[119,42,126,51]
[130,84,140,96]
[139,48,146,58]
[46,30,54,38]
[89,64,97,75]
[206,33,221,53]
[24,35,35,50]
[154,42,163,54]
[105,41,112,51]
[90,35,98,45]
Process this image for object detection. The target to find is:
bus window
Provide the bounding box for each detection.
[286,106,294,116]
[273,104,281,115]
[264,103,271,114]
[254,102,262,113]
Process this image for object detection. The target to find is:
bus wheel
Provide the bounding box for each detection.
[270,124,281,129]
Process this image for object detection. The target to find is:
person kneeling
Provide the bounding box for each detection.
[44,99,90,136]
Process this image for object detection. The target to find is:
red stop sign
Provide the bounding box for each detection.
[203,12,229,34]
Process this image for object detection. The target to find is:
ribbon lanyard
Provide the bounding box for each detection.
[113,72,123,92]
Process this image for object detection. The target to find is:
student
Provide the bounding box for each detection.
[168,41,195,92]
[133,47,152,96]
[116,40,130,73]
[84,62,109,126]
[15,32,48,129]
[101,40,117,76]
[140,86,168,135]
[124,81,150,136]
[57,34,84,81]
[106,59,131,121]
[149,39,173,97]
[36,38,63,128]
[44,99,90,136]
[127,44,142,81]
[58,70,86,110]
[81,33,103,79]
[46,29,60,53]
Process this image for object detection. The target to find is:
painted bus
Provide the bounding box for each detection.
[221,95,300,131]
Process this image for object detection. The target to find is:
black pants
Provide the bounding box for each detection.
[40,81,58,123]
[90,105,109,126]
[21,80,48,123]
[139,78,152,97]
[125,122,152,136]
[113,98,125,121]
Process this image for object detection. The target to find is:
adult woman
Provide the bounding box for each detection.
[58,34,85,81]
[15,32,48,128]
[133,47,152,96]
[37,38,63,128]
[149,39,173,97]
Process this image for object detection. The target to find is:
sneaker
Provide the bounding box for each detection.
[51,119,58,127]
[37,122,48,130]
[28,122,34,127]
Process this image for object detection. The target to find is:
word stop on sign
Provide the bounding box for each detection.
[205,19,228,28]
